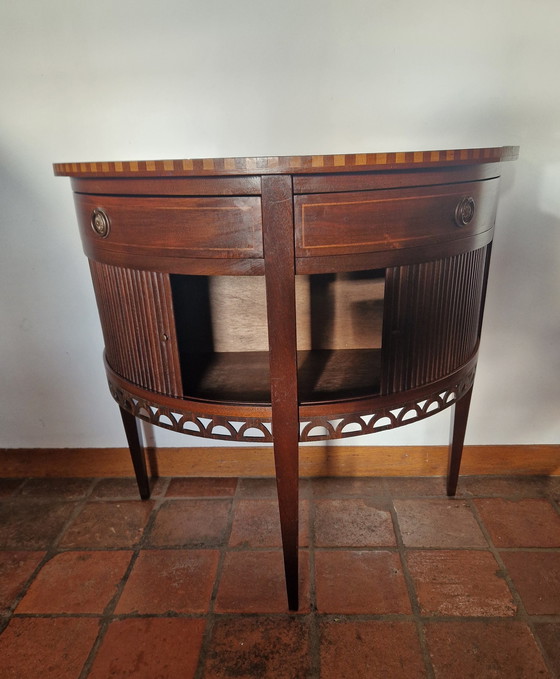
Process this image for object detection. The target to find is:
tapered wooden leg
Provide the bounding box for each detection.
[262,174,300,611]
[273,437,299,611]
[119,406,151,500]
[447,386,473,496]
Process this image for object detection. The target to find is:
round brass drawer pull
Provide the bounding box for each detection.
[454,196,475,227]
[91,208,110,238]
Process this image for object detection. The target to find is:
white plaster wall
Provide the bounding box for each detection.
[1,0,558,448]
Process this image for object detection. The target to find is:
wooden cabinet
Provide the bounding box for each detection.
[55,146,518,610]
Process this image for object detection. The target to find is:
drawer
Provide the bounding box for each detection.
[294,179,499,257]
[74,193,263,261]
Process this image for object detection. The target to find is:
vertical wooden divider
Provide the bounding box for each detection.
[261,175,300,611]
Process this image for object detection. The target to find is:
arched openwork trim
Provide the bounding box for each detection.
[299,365,476,442]
[109,363,475,444]
[109,382,274,443]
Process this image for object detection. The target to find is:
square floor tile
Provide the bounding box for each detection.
[203,615,310,678]
[460,476,553,498]
[501,551,560,614]
[229,499,309,548]
[16,550,132,614]
[315,550,411,614]
[0,551,45,614]
[534,623,560,677]
[88,618,205,679]
[215,550,310,613]
[548,477,560,501]
[235,478,311,499]
[18,478,93,499]
[0,617,99,679]
[407,550,516,616]
[166,477,237,497]
[0,500,77,549]
[235,478,279,498]
[91,477,166,499]
[320,620,426,678]
[474,498,560,548]
[393,499,487,548]
[57,501,154,549]
[0,480,24,498]
[115,549,219,614]
[424,621,551,678]
[386,476,447,497]
[310,476,388,498]
[314,498,396,547]
[147,499,231,547]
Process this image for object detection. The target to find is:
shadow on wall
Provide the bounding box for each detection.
[478,154,560,442]
[0,151,104,446]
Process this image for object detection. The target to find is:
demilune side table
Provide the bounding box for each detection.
[54,146,518,609]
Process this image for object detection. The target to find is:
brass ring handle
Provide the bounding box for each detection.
[454,197,475,227]
[91,208,110,238]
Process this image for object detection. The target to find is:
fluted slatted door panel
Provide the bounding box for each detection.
[382,246,488,394]
[89,261,183,396]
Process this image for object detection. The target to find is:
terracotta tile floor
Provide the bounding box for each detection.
[0,475,559,678]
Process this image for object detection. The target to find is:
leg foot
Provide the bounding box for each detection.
[119,407,151,500]
[447,386,473,496]
[276,474,299,611]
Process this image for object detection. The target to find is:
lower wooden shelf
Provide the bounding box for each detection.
[181,349,382,404]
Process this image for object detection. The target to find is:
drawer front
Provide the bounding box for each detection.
[74,193,263,261]
[295,179,499,257]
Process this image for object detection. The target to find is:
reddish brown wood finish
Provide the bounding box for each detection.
[55,147,518,610]
[90,263,182,397]
[447,386,474,496]
[54,145,518,177]
[292,163,500,194]
[70,175,262,196]
[261,175,300,610]
[75,193,263,261]
[294,180,498,257]
[381,248,488,393]
[119,406,150,500]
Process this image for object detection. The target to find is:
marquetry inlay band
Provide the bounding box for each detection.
[53,146,519,177]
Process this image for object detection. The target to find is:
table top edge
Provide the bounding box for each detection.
[53,146,519,178]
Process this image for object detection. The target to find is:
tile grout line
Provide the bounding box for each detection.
[0,477,129,679]
[1,476,559,677]
[77,476,171,679]
[467,496,540,619]
[193,479,239,679]
[1,477,29,498]
[385,479,436,679]
[466,495,559,678]
[77,618,110,679]
[5,479,98,626]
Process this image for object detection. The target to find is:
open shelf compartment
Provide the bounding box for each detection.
[170,271,385,406]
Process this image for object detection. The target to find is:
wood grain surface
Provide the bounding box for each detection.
[54,146,518,177]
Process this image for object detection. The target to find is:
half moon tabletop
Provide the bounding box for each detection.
[55,146,518,610]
